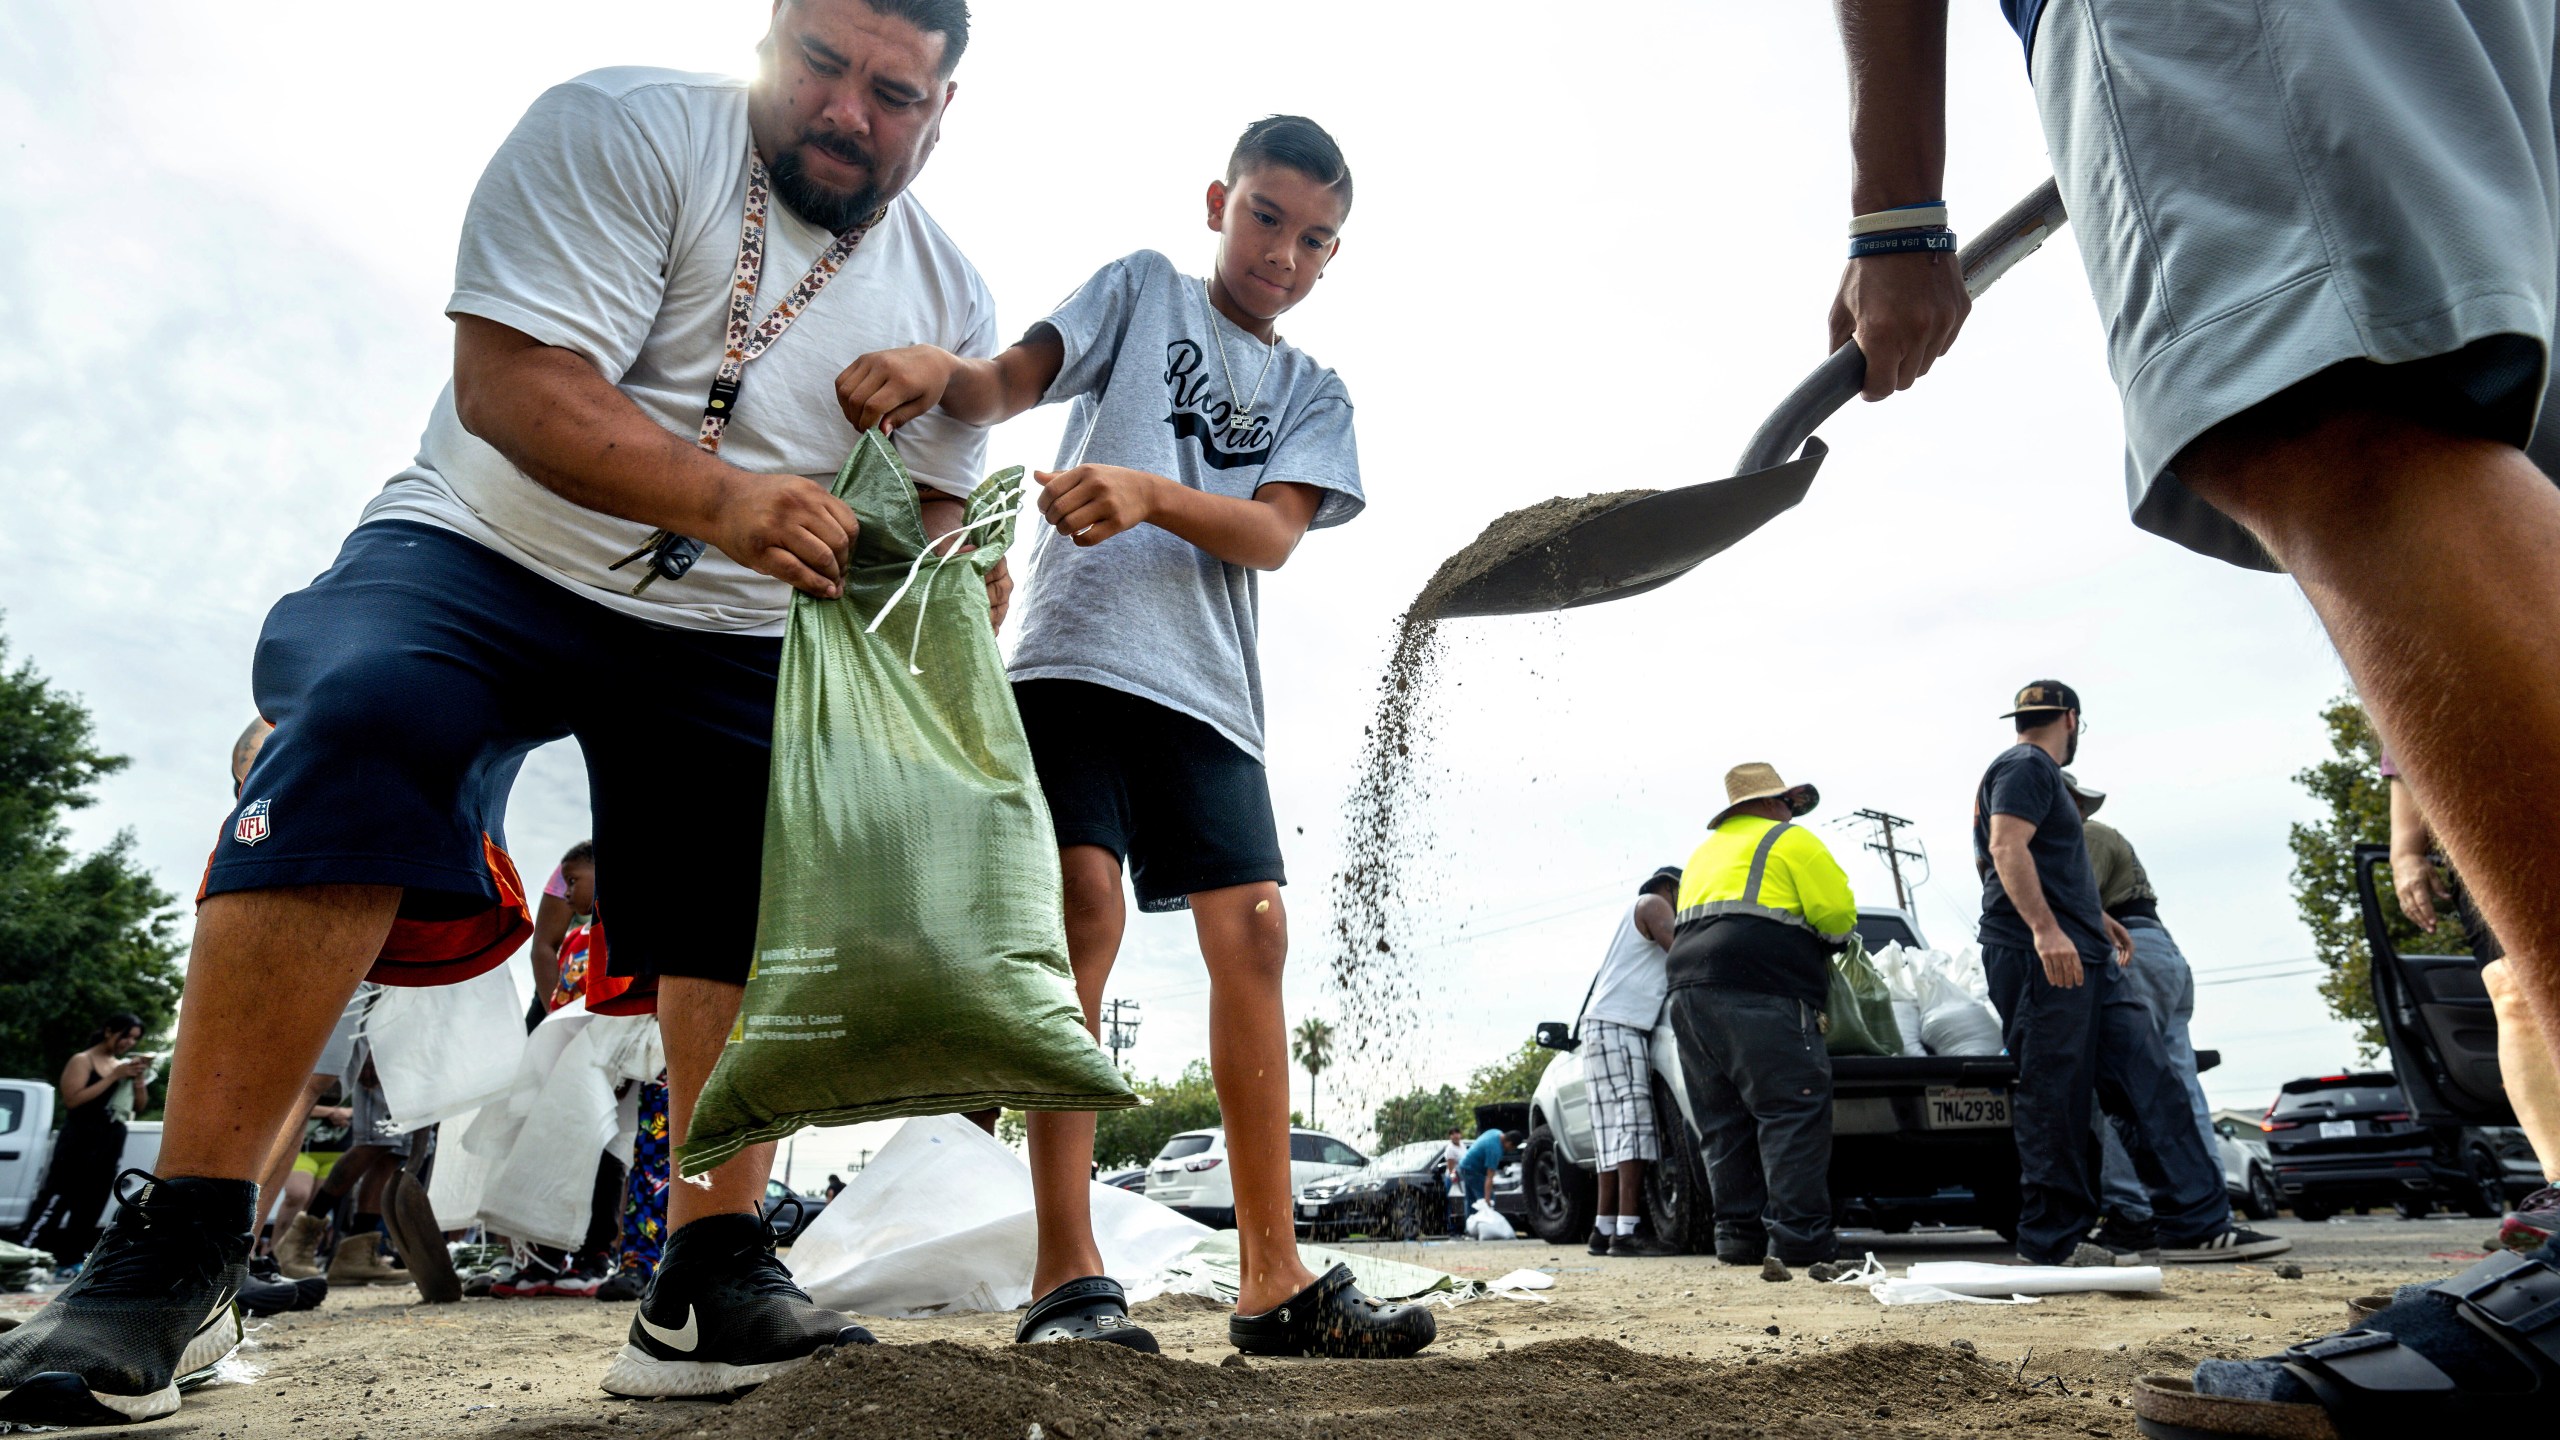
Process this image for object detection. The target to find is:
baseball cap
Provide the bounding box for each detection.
[2001,679,2081,719]
[1640,865,1683,896]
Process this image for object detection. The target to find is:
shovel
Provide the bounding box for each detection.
[1431,179,2071,619]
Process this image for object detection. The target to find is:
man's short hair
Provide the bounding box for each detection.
[825,0,971,74]
[1227,115,1353,215]
[2014,708,2074,734]
[561,839,597,867]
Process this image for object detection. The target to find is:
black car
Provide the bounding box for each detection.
[1295,1140,1453,1241]
[2257,1072,2458,1220]
[1099,1167,1148,1193]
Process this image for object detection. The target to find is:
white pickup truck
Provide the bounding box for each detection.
[0,1077,163,1239]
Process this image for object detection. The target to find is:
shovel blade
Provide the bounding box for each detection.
[1429,440,1828,619]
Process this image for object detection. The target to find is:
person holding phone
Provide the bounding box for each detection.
[14,1014,152,1266]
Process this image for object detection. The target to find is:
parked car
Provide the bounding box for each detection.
[1145,1126,1366,1228]
[1296,1140,1453,1241]
[1522,907,2026,1252]
[0,1078,163,1236]
[1098,1167,1148,1193]
[760,1178,829,1245]
[2351,844,2542,1217]
[2255,1072,2475,1221]
[2213,1116,2282,1220]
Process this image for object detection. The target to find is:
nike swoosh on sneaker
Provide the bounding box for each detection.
[637,1305,699,1353]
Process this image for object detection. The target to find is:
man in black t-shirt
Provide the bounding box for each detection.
[1973,681,2284,1266]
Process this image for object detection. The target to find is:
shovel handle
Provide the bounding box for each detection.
[1735,177,2070,475]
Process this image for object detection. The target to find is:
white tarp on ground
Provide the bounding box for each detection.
[787,1115,1490,1319]
[787,1114,1212,1317]
[1824,1252,2164,1305]
[461,1002,661,1249]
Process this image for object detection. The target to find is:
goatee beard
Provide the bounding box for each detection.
[768,141,884,233]
[2062,730,2080,766]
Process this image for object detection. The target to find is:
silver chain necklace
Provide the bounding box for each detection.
[1198,276,1276,438]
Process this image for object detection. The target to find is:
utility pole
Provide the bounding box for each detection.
[1852,808,1926,912]
[1102,997,1143,1066]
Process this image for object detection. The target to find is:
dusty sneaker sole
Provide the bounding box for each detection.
[598,1344,820,1398]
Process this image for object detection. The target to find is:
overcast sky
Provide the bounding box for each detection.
[0,1,2373,1179]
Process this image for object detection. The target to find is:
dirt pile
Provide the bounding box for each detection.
[501,1337,2149,1440]
[1323,491,1656,1064]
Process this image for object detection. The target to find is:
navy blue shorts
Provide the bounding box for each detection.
[1012,679,1283,913]
[207,521,779,988]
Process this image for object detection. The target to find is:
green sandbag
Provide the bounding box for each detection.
[680,431,1137,1176]
[1823,933,1904,1058]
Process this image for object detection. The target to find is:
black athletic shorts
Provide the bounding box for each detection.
[1012,678,1284,913]
[206,520,778,989]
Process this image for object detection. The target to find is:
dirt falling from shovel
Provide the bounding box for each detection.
[1325,489,1656,1063]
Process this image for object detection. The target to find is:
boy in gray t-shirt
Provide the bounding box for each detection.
[837,116,1428,1360]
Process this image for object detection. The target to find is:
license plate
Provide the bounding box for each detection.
[1298,1202,1322,1217]
[2319,1120,2356,1139]
[1924,1086,2011,1129]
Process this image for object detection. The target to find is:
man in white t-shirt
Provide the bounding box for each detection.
[0,1,994,1425]
[1577,866,1682,1258]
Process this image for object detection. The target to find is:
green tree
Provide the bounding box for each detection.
[1371,1083,1468,1149]
[0,629,185,1082]
[1290,1016,1334,1127]
[1463,1039,1549,1107]
[2286,694,2459,1058]
[1369,1038,1558,1148]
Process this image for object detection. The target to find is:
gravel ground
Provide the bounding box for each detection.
[0,1212,2510,1438]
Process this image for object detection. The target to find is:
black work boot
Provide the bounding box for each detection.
[600,1213,873,1398]
[0,1171,253,1427]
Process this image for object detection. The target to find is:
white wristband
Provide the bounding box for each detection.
[1849,205,1949,237]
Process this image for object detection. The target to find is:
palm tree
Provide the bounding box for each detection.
[1291,1017,1335,1127]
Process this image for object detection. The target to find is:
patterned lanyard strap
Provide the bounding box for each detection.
[612,151,882,593]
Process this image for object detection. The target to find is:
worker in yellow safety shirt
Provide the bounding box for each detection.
[1666,763,1857,1274]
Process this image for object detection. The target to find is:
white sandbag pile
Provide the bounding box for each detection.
[1867,943,2005,1057]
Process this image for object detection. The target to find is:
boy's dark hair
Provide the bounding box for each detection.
[1226,115,1353,215]
[562,840,597,867]
[841,0,971,74]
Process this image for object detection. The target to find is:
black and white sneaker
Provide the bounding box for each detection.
[599,1213,873,1398]
[0,1171,254,1427]
[2160,1225,2292,1263]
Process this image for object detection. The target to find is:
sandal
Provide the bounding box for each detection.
[2132,1249,2560,1438]
[1015,1276,1157,1353]
[1228,1263,1434,1359]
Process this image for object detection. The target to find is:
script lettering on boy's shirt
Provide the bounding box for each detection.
[1161,339,1275,469]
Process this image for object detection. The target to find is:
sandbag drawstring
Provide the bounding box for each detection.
[864,489,1020,674]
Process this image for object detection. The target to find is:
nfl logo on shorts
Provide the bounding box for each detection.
[234,798,272,846]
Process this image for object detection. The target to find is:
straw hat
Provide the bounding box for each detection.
[1711,762,1820,829]
[2060,769,2106,816]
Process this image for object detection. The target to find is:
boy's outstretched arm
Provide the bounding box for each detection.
[1828,0,1969,401]
[836,331,1066,432]
[1037,467,1323,571]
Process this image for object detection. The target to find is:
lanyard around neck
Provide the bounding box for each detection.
[611,151,884,593]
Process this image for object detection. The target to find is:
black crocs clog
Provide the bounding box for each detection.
[1228,1263,1435,1359]
[1015,1276,1158,1353]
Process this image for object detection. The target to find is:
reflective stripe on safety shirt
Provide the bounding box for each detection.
[1673,816,1857,943]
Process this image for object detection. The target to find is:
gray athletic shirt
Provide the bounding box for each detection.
[1006,250,1364,760]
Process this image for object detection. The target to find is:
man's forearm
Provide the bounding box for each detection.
[1989,842,2063,938]
[1837,0,1951,212]
[452,315,746,541]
